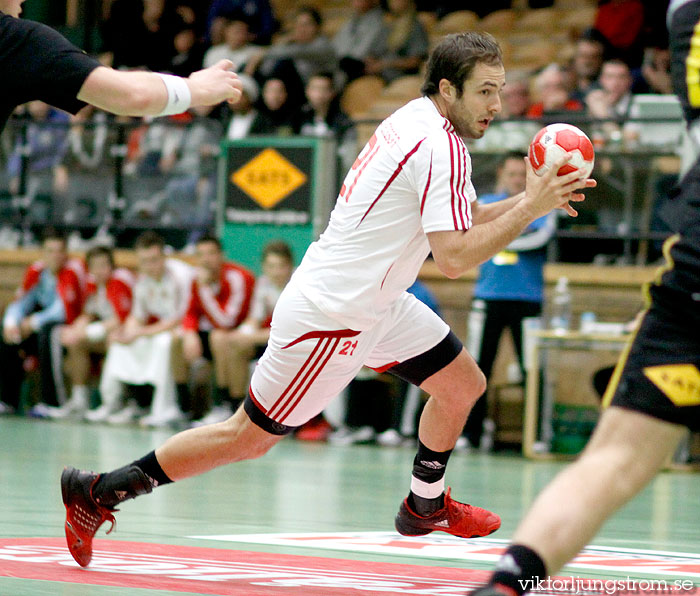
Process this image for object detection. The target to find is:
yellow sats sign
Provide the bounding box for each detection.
[643,364,700,406]
[230,148,307,209]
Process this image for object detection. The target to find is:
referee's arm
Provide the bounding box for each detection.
[76,61,242,116]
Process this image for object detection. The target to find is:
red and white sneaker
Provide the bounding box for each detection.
[61,466,116,567]
[394,487,501,538]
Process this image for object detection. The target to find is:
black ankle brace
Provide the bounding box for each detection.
[93,464,153,508]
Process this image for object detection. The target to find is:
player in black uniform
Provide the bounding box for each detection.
[0,0,241,132]
[469,2,700,595]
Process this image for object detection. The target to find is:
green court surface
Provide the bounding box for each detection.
[1,417,698,595]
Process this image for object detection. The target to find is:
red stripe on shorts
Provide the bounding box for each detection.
[278,337,342,423]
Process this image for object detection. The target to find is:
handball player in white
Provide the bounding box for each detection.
[61,32,595,567]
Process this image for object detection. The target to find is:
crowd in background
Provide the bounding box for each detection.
[0,0,678,447]
[0,0,675,246]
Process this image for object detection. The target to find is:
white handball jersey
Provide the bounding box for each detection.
[293,96,477,330]
[131,258,194,324]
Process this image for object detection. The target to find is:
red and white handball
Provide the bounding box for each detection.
[528,123,595,179]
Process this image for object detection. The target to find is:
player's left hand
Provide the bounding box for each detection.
[558,178,596,217]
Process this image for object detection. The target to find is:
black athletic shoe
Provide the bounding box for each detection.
[61,466,116,567]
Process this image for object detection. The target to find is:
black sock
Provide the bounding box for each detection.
[491,544,547,596]
[133,451,173,488]
[408,439,452,516]
[92,451,171,508]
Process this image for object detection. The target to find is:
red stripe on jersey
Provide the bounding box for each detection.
[447,133,459,229]
[344,142,381,204]
[248,386,268,414]
[455,133,467,229]
[282,328,361,350]
[461,140,472,227]
[278,337,341,423]
[369,361,400,373]
[272,336,335,421]
[268,338,326,417]
[455,133,468,229]
[380,262,395,290]
[356,138,425,228]
[420,152,433,215]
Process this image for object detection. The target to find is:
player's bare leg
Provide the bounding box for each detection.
[155,405,283,480]
[468,407,685,596]
[511,407,684,575]
[418,348,485,451]
[394,348,501,539]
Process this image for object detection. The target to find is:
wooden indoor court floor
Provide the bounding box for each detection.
[1,417,699,596]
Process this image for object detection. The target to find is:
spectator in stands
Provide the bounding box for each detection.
[364,0,429,84]
[333,0,388,83]
[47,246,134,419]
[462,152,555,451]
[632,46,672,95]
[0,228,85,415]
[7,101,71,220]
[174,235,255,422]
[527,64,584,122]
[167,24,205,77]
[203,14,261,73]
[224,74,260,140]
[206,0,276,46]
[569,31,606,103]
[297,72,357,172]
[250,77,300,136]
[85,232,193,427]
[101,0,181,72]
[244,6,338,85]
[585,59,635,120]
[473,71,539,152]
[198,240,293,425]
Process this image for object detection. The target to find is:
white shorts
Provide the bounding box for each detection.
[248,283,453,430]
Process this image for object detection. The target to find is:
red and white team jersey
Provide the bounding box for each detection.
[292,96,476,330]
[131,258,194,325]
[182,262,255,331]
[84,268,134,323]
[21,258,86,324]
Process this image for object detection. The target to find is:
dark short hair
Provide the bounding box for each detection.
[422,32,503,98]
[86,245,115,267]
[134,231,165,251]
[42,227,67,245]
[196,234,222,250]
[262,240,293,263]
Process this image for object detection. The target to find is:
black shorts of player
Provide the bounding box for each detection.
[604,233,700,430]
[243,330,464,436]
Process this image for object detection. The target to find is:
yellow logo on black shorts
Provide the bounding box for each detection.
[643,364,700,406]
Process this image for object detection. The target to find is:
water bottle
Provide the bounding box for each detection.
[550,276,572,334]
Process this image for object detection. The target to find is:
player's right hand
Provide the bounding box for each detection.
[187,60,243,107]
[523,154,596,219]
